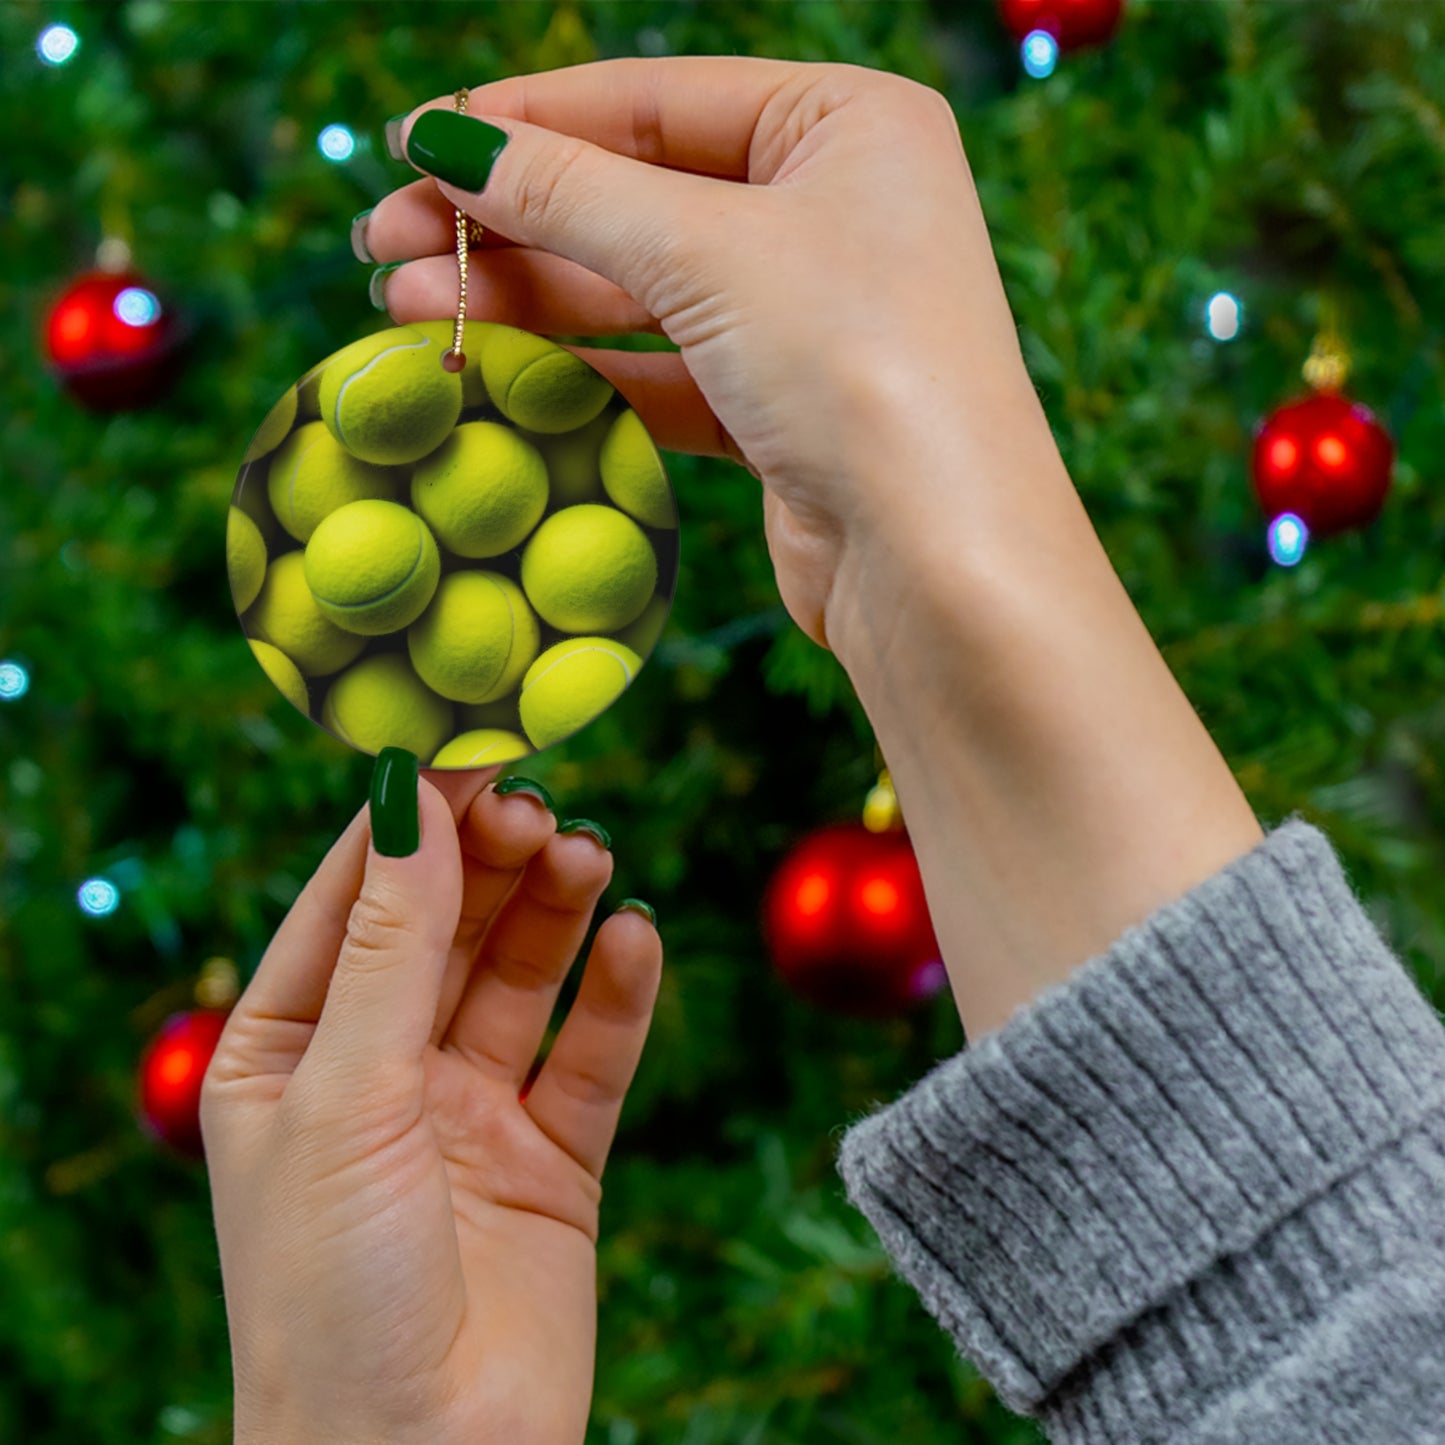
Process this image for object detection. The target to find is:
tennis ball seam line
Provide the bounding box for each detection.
[309,514,428,613]
[332,336,434,452]
[521,644,638,694]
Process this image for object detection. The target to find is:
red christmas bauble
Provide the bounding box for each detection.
[998,0,1125,49]
[762,821,946,1018]
[137,1009,230,1157]
[44,269,183,410]
[1251,391,1394,537]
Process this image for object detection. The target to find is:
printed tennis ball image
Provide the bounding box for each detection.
[521,504,657,633]
[267,421,399,543]
[405,319,505,410]
[529,410,611,508]
[318,326,463,465]
[459,695,524,732]
[231,325,678,758]
[247,551,367,678]
[613,593,670,659]
[248,639,309,715]
[410,421,549,558]
[242,385,298,463]
[304,499,441,636]
[227,507,267,613]
[323,654,454,761]
[519,637,642,750]
[431,728,533,768]
[480,324,614,434]
[600,408,676,528]
[295,359,327,422]
[408,570,540,704]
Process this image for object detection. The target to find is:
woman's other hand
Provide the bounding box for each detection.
[202,761,661,1445]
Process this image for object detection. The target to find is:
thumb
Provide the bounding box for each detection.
[304,750,463,1088]
[398,105,742,316]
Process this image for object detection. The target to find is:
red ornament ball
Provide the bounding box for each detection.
[1251,392,1394,538]
[998,0,1125,49]
[762,821,946,1018]
[137,1008,230,1157]
[44,269,183,410]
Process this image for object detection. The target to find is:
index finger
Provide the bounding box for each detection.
[408,54,810,183]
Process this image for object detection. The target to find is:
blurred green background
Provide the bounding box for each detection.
[2,2,1444,1442]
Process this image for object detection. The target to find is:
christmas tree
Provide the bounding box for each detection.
[2,3,1443,1442]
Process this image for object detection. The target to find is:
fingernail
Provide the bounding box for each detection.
[405,110,510,192]
[370,747,420,857]
[493,775,556,813]
[558,818,611,851]
[617,897,656,926]
[384,113,409,162]
[350,208,375,264]
[369,261,404,311]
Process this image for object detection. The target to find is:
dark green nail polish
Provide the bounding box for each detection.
[405,110,510,192]
[617,898,656,926]
[368,261,404,311]
[558,818,611,851]
[370,748,420,857]
[350,208,375,264]
[494,775,556,813]
[384,113,408,162]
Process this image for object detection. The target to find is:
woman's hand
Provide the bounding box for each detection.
[363,58,1262,1042]
[201,762,661,1445]
[363,56,1061,660]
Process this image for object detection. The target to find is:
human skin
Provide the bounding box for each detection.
[372,55,1262,1038]
[205,56,1263,1445]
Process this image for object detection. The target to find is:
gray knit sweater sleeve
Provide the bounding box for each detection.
[834,817,1445,1443]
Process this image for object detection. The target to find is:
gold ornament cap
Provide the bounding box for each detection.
[863,767,903,833]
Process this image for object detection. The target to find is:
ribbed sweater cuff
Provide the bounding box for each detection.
[835,817,1445,1433]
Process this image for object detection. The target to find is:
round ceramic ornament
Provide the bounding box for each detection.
[227,91,678,769]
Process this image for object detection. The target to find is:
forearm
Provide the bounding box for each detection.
[827,387,1263,1040]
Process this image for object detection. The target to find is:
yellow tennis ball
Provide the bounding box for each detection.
[304,499,441,636]
[227,507,267,613]
[405,320,506,410]
[520,504,657,633]
[519,637,642,750]
[528,410,612,507]
[410,421,549,558]
[599,408,676,528]
[407,570,540,704]
[322,654,453,760]
[480,324,614,434]
[612,593,669,659]
[248,638,309,715]
[318,326,463,465]
[267,421,399,543]
[247,551,367,677]
[243,386,299,462]
[431,728,533,769]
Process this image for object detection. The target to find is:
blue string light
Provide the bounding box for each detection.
[1022,30,1059,79]
[318,124,356,162]
[1205,291,1243,342]
[0,661,29,701]
[78,878,121,917]
[114,287,162,327]
[1267,512,1309,567]
[37,24,79,66]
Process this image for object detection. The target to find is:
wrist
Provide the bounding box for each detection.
[826,412,1262,1039]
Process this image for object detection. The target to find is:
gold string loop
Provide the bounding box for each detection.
[441,87,482,373]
